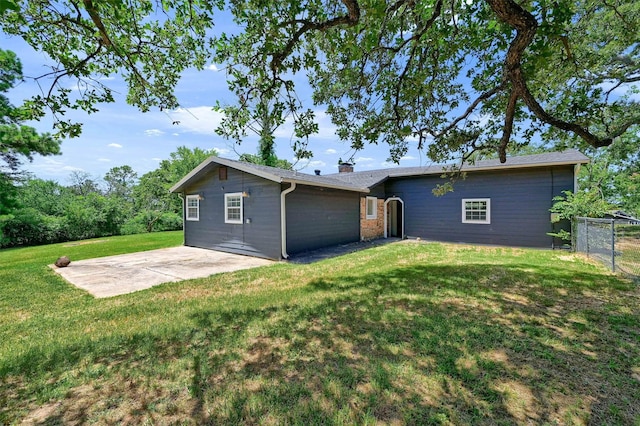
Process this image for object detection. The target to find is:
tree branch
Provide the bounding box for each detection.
[271,0,361,73]
[487,0,633,154]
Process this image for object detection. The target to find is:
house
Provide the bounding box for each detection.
[169,150,589,259]
[605,210,640,225]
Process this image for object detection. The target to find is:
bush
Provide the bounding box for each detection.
[0,209,65,247]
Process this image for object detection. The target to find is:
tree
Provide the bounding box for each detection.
[133,146,214,232]
[216,95,303,169]
[67,171,101,196]
[0,1,219,138]
[0,49,61,213]
[104,165,137,200]
[238,153,293,170]
[565,127,640,216]
[216,0,639,163]
[2,1,638,164]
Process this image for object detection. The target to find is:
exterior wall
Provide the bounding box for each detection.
[285,184,360,254]
[183,164,282,259]
[384,166,575,248]
[360,197,385,240]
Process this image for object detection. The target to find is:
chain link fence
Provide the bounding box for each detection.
[575,217,640,281]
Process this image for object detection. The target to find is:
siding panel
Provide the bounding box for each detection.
[385,166,574,247]
[286,185,360,254]
[183,165,282,259]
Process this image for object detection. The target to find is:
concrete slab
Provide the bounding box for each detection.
[50,246,273,298]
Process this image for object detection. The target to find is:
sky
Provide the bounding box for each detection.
[2,30,429,186]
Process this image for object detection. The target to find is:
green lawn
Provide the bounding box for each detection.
[1,233,639,425]
[616,224,640,278]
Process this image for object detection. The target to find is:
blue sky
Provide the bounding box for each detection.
[2,31,429,185]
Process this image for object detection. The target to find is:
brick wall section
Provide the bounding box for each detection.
[360,197,385,240]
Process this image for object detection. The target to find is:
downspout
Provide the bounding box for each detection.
[280,182,297,259]
[177,193,185,245]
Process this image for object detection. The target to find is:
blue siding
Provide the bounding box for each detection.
[368,183,386,198]
[385,166,574,247]
[286,185,361,254]
[183,165,282,259]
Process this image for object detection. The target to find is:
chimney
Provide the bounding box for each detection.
[314,169,321,176]
[338,162,354,173]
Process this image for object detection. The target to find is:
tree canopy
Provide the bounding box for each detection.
[1,0,638,163]
[0,48,61,213]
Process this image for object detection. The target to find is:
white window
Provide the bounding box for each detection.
[366,196,377,219]
[186,195,200,221]
[225,192,243,224]
[462,198,490,224]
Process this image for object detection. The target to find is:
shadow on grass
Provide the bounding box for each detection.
[2,262,639,425]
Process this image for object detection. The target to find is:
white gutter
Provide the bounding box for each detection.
[283,178,369,194]
[280,182,297,259]
[177,193,185,245]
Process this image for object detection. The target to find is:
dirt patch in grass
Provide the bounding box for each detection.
[62,240,108,247]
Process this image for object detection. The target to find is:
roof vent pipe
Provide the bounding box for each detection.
[314,169,321,176]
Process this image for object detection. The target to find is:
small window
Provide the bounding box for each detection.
[225,193,243,224]
[186,195,200,221]
[462,198,490,224]
[366,196,377,219]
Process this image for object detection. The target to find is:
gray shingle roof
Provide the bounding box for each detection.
[171,150,589,193]
[327,149,589,187]
[169,156,370,193]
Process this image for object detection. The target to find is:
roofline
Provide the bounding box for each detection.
[283,178,369,193]
[170,156,369,193]
[387,157,590,178]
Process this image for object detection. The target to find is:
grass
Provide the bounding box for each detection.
[1,233,640,425]
[616,224,640,278]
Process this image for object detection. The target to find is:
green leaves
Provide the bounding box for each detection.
[214,0,639,163]
[0,0,221,138]
[0,49,62,213]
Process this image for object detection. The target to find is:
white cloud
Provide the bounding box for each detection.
[400,155,417,161]
[144,129,165,137]
[272,109,338,140]
[108,143,123,148]
[30,158,84,175]
[98,158,111,162]
[307,160,326,168]
[169,106,224,135]
[172,133,180,136]
[207,64,220,72]
[214,147,231,155]
[325,148,337,154]
[354,156,375,163]
[151,157,162,162]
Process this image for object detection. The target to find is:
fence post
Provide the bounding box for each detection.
[585,217,589,256]
[611,219,615,273]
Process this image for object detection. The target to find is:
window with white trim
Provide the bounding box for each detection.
[462,198,490,224]
[366,196,377,219]
[186,195,200,221]
[225,192,243,224]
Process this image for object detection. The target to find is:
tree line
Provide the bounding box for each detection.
[0,146,212,248]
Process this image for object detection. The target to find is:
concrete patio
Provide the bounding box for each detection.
[50,246,273,298]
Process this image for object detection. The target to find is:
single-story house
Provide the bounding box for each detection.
[169,150,589,259]
[605,210,640,225]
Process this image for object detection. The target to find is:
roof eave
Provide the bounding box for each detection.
[169,156,284,193]
[284,178,369,193]
[388,158,589,179]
